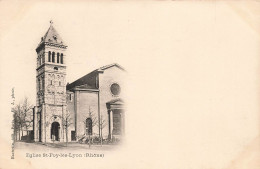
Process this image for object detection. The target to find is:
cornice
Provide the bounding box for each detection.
[36,42,67,52]
[36,62,66,71]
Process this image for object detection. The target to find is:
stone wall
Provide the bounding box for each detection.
[77,92,98,137]
[99,66,126,138]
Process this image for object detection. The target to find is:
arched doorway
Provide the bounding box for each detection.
[86,118,92,135]
[51,122,60,141]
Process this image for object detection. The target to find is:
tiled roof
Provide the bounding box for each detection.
[97,63,125,71]
[66,63,125,91]
[66,70,98,91]
[38,24,66,47]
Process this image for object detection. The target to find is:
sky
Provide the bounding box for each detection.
[0,1,260,169]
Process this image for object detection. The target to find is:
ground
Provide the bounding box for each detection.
[15,141,120,152]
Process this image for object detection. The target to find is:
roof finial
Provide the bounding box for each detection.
[50,20,53,25]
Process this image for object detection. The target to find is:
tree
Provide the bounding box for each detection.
[12,97,33,141]
[12,104,22,141]
[22,98,33,138]
[83,106,97,135]
[62,110,72,146]
[81,106,98,147]
[99,115,107,146]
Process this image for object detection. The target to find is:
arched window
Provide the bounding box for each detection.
[57,53,60,63]
[38,78,41,90]
[61,53,63,64]
[48,51,51,62]
[86,118,92,135]
[42,77,44,89]
[52,52,55,63]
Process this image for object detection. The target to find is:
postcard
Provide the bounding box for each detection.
[0,1,259,169]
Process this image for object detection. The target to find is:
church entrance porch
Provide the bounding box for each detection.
[51,122,60,141]
[106,99,125,141]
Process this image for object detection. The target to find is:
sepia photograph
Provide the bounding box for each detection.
[0,1,260,169]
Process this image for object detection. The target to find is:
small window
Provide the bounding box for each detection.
[50,80,52,85]
[48,51,51,62]
[59,81,61,86]
[110,83,121,96]
[71,131,76,141]
[57,53,60,63]
[61,53,63,64]
[54,67,58,71]
[42,78,44,89]
[52,52,55,63]
[53,35,57,41]
[86,118,92,135]
[69,94,73,101]
[38,79,41,90]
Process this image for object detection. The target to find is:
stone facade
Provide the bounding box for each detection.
[67,65,126,140]
[33,23,126,143]
[34,23,68,143]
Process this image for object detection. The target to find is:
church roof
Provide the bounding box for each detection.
[66,63,126,91]
[37,22,66,48]
[97,63,125,71]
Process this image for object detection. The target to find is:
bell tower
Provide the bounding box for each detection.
[34,21,68,142]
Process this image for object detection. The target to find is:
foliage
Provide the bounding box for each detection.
[83,106,98,134]
[12,97,33,141]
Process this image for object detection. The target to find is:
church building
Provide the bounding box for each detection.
[33,22,126,143]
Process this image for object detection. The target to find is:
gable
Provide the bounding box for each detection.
[66,63,126,91]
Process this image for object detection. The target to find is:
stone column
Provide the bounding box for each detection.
[74,91,79,140]
[41,104,46,143]
[108,110,111,139]
[110,110,113,140]
[62,104,67,142]
[68,127,71,142]
[59,125,61,142]
[121,110,125,135]
[61,105,64,142]
[40,105,44,142]
[33,106,38,142]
